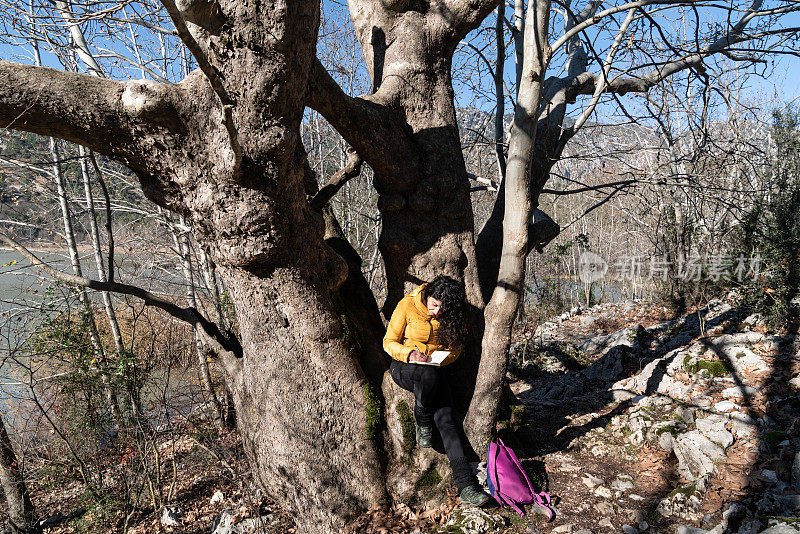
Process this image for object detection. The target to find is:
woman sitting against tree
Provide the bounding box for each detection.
[383,275,492,506]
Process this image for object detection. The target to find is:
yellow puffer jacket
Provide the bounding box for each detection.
[383,284,462,366]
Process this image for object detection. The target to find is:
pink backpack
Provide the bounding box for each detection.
[486,439,554,520]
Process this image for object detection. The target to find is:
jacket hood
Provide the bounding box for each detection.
[411,283,430,317]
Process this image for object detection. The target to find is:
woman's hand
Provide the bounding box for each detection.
[408,350,430,363]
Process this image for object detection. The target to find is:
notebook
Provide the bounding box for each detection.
[412,350,450,366]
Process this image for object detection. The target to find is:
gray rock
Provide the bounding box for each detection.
[626,509,645,524]
[595,486,613,498]
[761,469,779,483]
[658,431,675,452]
[580,324,645,354]
[161,506,183,527]
[721,385,757,399]
[598,518,614,528]
[741,313,763,328]
[713,400,739,412]
[673,431,726,480]
[696,416,735,448]
[760,525,800,534]
[793,451,800,492]
[693,395,714,409]
[594,501,615,515]
[729,411,757,439]
[678,406,697,424]
[661,377,692,400]
[622,525,638,534]
[711,332,765,346]
[612,476,635,492]
[211,511,277,534]
[736,519,761,534]
[725,347,770,373]
[676,527,708,534]
[756,493,800,516]
[582,473,605,488]
[583,345,628,381]
[210,490,224,505]
[573,530,594,534]
[443,507,506,534]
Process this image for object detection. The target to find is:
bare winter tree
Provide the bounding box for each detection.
[1,0,798,531]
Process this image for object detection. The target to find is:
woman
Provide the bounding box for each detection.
[383,275,492,506]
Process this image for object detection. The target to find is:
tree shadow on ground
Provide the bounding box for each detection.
[508,300,759,525]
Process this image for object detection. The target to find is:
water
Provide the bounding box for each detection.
[0,247,186,422]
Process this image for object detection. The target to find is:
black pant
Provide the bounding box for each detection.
[390,360,476,491]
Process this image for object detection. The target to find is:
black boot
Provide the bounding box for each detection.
[451,457,491,506]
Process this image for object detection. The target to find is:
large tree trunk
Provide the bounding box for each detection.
[219,266,386,529]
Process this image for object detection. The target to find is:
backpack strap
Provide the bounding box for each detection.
[496,489,525,516]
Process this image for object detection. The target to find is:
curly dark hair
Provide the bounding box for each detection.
[422,275,469,350]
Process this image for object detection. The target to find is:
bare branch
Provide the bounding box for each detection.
[0,230,243,360]
[308,147,364,211]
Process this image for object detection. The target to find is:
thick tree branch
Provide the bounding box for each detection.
[308,147,364,211]
[439,0,502,42]
[160,0,242,175]
[0,61,182,174]
[307,58,417,188]
[0,231,242,361]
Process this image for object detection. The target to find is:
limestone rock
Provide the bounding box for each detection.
[583,345,627,381]
[611,476,635,492]
[161,506,184,527]
[696,415,735,448]
[582,473,604,488]
[594,501,614,515]
[443,507,506,534]
[722,347,769,373]
[658,431,675,452]
[729,412,758,440]
[721,385,757,399]
[760,525,800,534]
[211,510,277,534]
[580,324,645,354]
[598,517,614,528]
[673,431,725,480]
[594,486,612,498]
[713,400,739,412]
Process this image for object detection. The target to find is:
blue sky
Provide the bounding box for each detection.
[2,1,798,124]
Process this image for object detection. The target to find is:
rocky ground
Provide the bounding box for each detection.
[6,294,800,533]
[481,293,800,534]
